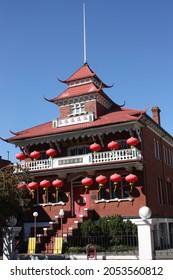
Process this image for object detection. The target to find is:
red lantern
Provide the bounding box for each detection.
[16,153,26,161]
[110,173,122,191]
[107,141,120,150]
[46,148,57,158]
[40,180,51,190]
[30,151,41,160]
[90,143,101,153]
[126,137,139,148]
[27,181,38,197]
[52,179,64,189]
[125,174,138,192]
[52,179,64,199]
[17,182,27,190]
[81,177,93,193]
[96,175,108,192]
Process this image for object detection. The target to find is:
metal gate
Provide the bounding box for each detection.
[153,225,173,259]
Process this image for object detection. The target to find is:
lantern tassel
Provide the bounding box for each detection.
[31,190,34,198]
[56,188,59,199]
[84,186,88,194]
[114,182,118,192]
[130,183,133,192]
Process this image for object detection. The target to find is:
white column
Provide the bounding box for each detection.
[135,219,154,260]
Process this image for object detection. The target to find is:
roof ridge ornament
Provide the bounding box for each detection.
[9,130,19,136]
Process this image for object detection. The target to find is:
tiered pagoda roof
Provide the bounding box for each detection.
[7,63,146,143]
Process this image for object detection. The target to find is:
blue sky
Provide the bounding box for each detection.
[0,0,173,162]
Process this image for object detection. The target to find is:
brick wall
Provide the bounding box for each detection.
[84,100,97,117]
[59,105,70,118]
[142,126,173,217]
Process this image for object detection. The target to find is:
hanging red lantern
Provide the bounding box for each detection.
[30,151,41,160]
[46,148,57,158]
[126,137,139,148]
[107,141,120,150]
[27,181,39,198]
[16,153,26,161]
[52,179,64,199]
[96,175,108,192]
[90,143,101,153]
[40,180,51,190]
[125,174,138,192]
[17,182,27,190]
[52,179,64,188]
[81,177,93,193]
[110,173,122,191]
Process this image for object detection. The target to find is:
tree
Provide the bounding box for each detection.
[0,164,30,226]
[80,215,137,243]
[80,219,98,237]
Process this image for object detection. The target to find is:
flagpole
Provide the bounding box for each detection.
[83,3,87,64]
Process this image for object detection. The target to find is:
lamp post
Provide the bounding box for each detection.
[59,209,64,238]
[33,212,38,238]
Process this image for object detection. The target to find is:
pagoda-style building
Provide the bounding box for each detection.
[7,63,173,253]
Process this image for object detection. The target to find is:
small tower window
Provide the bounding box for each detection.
[70,102,85,115]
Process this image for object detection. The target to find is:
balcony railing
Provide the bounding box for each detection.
[14,148,142,173]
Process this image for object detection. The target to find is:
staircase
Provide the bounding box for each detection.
[36,210,93,254]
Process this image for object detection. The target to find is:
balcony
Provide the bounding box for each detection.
[14,148,142,173]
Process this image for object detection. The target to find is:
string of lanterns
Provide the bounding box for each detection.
[15,137,139,162]
[17,178,64,198]
[15,148,58,161]
[17,173,138,199]
[81,173,138,193]
[16,137,139,197]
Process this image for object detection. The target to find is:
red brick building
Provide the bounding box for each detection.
[7,63,173,249]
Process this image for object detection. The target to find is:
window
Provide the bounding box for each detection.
[164,146,173,167]
[37,187,63,204]
[119,140,128,150]
[157,178,165,205]
[68,146,90,156]
[110,175,130,199]
[166,181,173,206]
[70,102,85,115]
[99,187,107,200]
[154,138,160,160]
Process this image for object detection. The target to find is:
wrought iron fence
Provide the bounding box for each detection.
[64,233,138,255]
[0,231,138,259]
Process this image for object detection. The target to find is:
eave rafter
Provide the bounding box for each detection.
[11,121,142,148]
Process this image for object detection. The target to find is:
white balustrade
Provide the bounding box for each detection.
[14,148,141,173]
[92,148,141,163]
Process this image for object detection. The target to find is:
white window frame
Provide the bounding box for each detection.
[154,138,160,160]
[70,102,85,116]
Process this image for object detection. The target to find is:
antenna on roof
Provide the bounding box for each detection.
[83,2,87,64]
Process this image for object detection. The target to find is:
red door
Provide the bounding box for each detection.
[73,185,89,216]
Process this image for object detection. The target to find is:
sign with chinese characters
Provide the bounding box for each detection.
[57,112,94,127]
[58,157,83,166]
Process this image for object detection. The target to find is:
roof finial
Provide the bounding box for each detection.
[83,2,87,64]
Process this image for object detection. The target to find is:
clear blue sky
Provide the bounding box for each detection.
[0,0,173,162]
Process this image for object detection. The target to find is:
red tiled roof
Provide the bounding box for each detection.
[7,107,144,142]
[58,64,111,88]
[63,64,95,82]
[52,82,100,101]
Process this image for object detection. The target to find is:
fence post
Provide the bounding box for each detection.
[2,227,22,260]
[135,206,154,260]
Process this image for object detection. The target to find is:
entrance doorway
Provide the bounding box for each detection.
[72,177,90,216]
